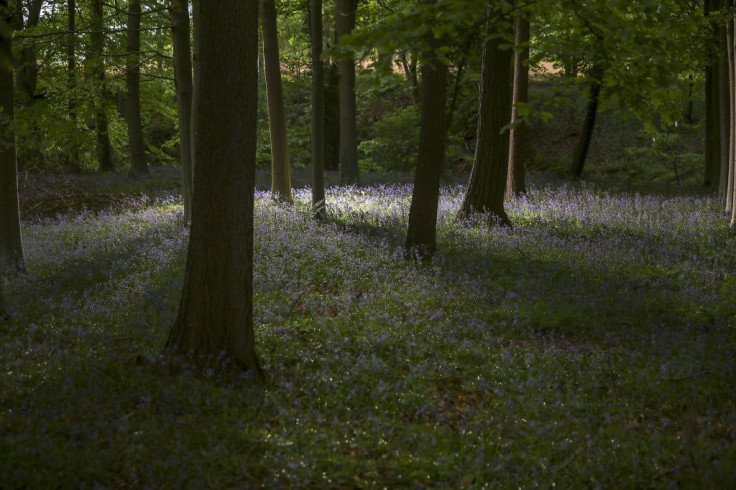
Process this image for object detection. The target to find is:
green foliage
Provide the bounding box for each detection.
[359,106,419,172]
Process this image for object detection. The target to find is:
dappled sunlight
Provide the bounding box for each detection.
[1,184,735,487]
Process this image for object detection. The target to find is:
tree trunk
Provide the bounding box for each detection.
[66,0,80,171]
[170,0,193,220]
[90,0,114,172]
[569,61,603,178]
[726,16,735,213]
[166,0,262,378]
[507,10,529,199]
[719,17,731,201]
[0,1,25,274]
[126,0,148,178]
[14,0,42,104]
[705,0,721,190]
[310,0,326,219]
[324,61,340,171]
[11,0,42,171]
[335,0,359,184]
[457,6,513,227]
[405,9,449,260]
[261,0,292,202]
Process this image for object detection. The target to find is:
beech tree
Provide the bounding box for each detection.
[262,0,293,202]
[166,0,262,377]
[404,0,448,260]
[66,0,79,170]
[1,0,25,278]
[89,0,114,172]
[506,8,529,198]
[457,4,514,227]
[336,0,360,185]
[170,0,193,220]
[126,0,148,178]
[310,0,326,219]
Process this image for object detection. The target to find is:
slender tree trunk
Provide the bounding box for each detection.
[170,0,193,221]
[445,33,474,137]
[336,0,359,184]
[405,8,449,260]
[719,19,731,201]
[90,0,114,172]
[0,1,25,274]
[398,51,417,104]
[16,1,41,99]
[14,0,42,104]
[126,0,148,178]
[457,6,513,227]
[166,0,262,378]
[324,61,340,171]
[507,11,529,199]
[310,0,326,219]
[569,61,603,178]
[726,17,735,213]
[705,0,721,190]
[261,0,292,202]
[66,0,80,171]
[11,0,42,170]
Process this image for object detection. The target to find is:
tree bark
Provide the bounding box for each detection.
[170,0,193,220]
[705,0,721,190]
[90,0,114,172]
[126,0,148,178]
[14,0,42,104]
[324,61,340,171]
[569,61,603,178]
[66,0,80,171]
[0,0,25,274]
[261,0,292,202]
[457,6,513,227]
[719,14,731,201]
[335,0,359,184]
[507,10,529,198]
[166,0,263,377]
[726,13,736,213]
[405,10,449,260]
[11,0,42,170]
[310,0,326,219]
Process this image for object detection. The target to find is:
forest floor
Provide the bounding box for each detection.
[2,175,735,488]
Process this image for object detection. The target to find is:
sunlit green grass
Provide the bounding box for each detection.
[1,182,735,488]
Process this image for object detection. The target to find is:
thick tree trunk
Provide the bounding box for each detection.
[569,62,603,178]
[0,1,25,274]
[507,11,529,199]
[170,0,193,220]
[90,0,114,172]
[126,0,148,178]
[335,0,359,184]
[261,0,292,202]
[66,0,80,171]
[167,0,262,377]
[405,14,449,260]
[457,6,513,227]
[310,0,326,219]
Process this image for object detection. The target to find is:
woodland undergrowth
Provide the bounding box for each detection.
[1,181,735,488]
